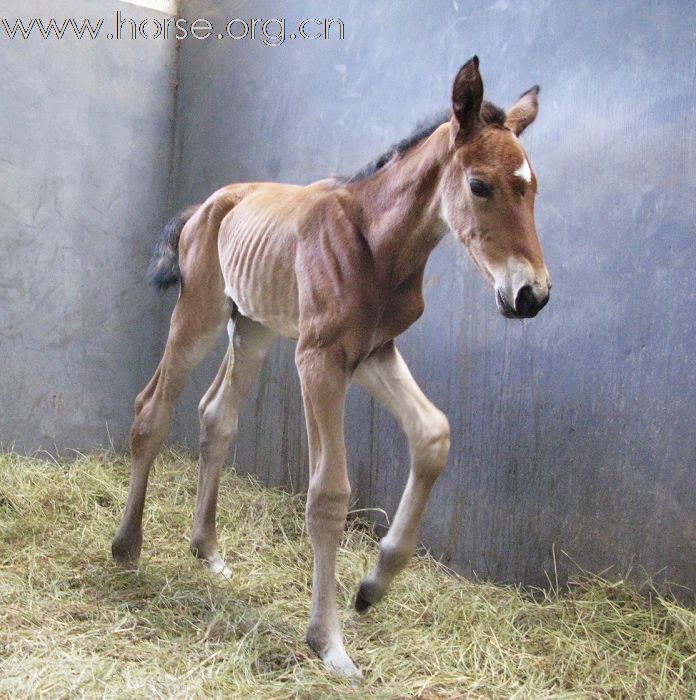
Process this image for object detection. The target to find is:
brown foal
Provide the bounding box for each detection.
[112,56,550,678]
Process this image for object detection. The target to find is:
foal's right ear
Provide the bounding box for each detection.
[506,85,540,136]
[451,56,484,143]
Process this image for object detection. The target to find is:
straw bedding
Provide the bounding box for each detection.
[0,450,693,698]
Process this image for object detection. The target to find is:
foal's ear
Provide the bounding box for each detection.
[451,56,484,142]
[506,85,540,136]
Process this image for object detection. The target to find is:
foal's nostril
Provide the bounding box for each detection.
[515,285,545,318]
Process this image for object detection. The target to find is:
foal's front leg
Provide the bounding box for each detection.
[353,342,450,611]
[295,345,361,679]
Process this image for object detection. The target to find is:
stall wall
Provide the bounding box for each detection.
[2,0,693,594]
[170,0,695,593]
[0,0,179,451]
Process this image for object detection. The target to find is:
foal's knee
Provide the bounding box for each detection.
[413,409,450,480]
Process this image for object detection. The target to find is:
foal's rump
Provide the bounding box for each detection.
[146,183,258,297]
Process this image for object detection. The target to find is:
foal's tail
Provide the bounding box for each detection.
[147,204,200,289]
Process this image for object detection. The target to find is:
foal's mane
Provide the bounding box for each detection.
[347,101,507,184]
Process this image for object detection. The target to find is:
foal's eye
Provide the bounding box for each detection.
[469,179,492,198]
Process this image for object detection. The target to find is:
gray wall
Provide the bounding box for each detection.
[0,0,178,452]
[2,0,693,595]
[171,0,695,594]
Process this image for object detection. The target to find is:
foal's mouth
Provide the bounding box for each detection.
[495,288,519,319]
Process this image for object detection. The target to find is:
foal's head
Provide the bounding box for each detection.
[441,56,550,319]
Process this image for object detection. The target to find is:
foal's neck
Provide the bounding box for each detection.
[348,124,451,286]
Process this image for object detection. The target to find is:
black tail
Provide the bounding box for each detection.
[147,205,199,289]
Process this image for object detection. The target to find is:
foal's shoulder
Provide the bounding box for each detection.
[296,184,363,238]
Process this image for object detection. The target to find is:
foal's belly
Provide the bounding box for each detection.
[218,202,300,339]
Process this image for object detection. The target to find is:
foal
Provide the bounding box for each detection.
[112,57,550,678]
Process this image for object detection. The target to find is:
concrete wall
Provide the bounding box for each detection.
[170,0,695,594]
[2,0,693,594]
[0,0,178,452]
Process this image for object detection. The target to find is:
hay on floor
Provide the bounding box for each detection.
[0,450,693,699]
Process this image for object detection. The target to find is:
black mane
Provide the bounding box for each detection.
[348,101,506,184]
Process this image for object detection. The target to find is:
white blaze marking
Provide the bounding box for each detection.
[514,158,532,183]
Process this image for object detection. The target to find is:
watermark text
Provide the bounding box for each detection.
[1,12,345,46]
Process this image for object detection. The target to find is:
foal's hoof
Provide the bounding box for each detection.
[307,629,363,682]
[322,646,363,682]
[191,541,232,580]
[355,579,381,613]
[355,587,372,613]
[111,532,142,567]
[202,554,232,580]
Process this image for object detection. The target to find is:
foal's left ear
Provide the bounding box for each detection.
[451,56,484,142]
[505,85,540,136]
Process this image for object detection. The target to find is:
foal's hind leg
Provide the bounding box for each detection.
[112,294,228,565]
[352,342,450,611]
[191,315,275,576]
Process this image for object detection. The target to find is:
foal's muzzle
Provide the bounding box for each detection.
[515,284,549,318]
[496,285,549,319]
